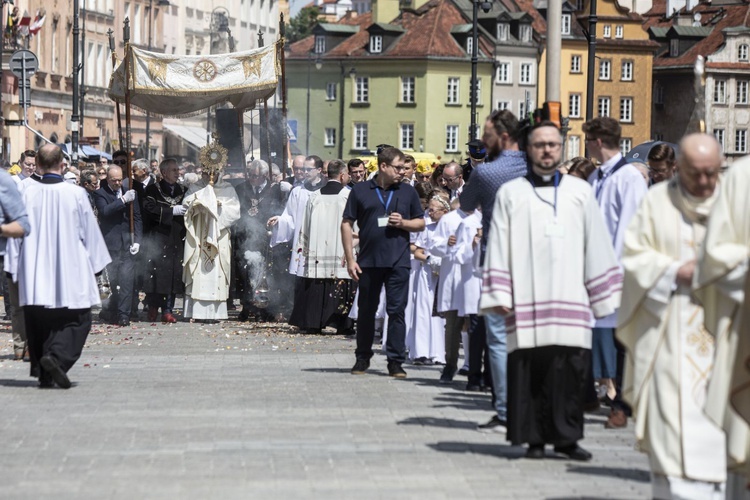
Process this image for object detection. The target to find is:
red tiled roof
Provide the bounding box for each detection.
[287,0,494,60]
[514,0,548,35]
[650,3,750,68]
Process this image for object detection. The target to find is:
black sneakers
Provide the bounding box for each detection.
[351,359,370,375]
[439,366,457,384]
[387,361,407,378]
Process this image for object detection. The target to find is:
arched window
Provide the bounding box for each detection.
[50,132,59,144]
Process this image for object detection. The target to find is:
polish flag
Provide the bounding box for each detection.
[29,10,46,36]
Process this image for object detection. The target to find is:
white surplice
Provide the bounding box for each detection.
[406,222,445,362]
[617,179,726,493]
[6,180,111,308]
[480,175,622,353]
[271,182,323,275]
[297,186,350,280]
[694,159,750,485]
[431,210,482,317]
[588,154,648,328]
[182,179,240,320]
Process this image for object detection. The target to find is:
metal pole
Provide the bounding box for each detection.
[124,18,134,244]
[146,0,152,160]
[337,62,345,159]
[585,0,597,122]
[469,0,479,141]
[546,0,562,102]
[108,28,124,150]
[0,1,6,162]
[71,0,80,167]
[80,0,86,145]
[279,14,289,178]
[305,53,311,156]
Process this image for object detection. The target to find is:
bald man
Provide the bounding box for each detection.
[441,162,464,201]
[617,134,726,498]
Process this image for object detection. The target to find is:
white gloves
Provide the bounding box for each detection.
[172,205,187,216]
[129,243,140,255]
[428,256,442,275]
[122,190,136,203]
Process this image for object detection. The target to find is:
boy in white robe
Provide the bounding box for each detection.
[618,134,726,499]
[480,122,622,460]
[694,156,750,499]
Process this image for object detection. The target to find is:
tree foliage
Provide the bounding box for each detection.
[286,6,320,44]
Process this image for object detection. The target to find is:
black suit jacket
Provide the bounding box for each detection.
[93,183,143,252]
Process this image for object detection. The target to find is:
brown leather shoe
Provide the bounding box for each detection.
[605,408,627,429]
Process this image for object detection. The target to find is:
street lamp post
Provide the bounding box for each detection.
[146,0,170,162]
[206,7,232,144]
[469,0,492,142]
[71,0,80,167]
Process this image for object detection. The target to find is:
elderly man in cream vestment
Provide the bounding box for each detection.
[182,142,241,321]
[618,134,726,499]
[694,156,750,500]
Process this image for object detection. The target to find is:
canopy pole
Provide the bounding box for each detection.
[123,18,134,245]
[279,16,289,180]
[107,29,124,155]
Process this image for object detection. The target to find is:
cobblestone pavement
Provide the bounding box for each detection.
[0,309,650,500]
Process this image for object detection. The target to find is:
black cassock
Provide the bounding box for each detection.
[142,180,186,296]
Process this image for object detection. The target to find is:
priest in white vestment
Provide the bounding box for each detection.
[289,160,354,333]
[694,156,750,499]
[617,134,726,499]
[182,142,241,322]
[480,122,622,461]
[8,144,111,388]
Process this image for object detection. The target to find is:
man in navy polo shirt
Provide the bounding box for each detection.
[342,147,425,378]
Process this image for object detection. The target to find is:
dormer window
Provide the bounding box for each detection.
[497,22,509,41]
[370,34,382,53]
[740,43,749,61]
[603,25,611,38]
[520,23,532,42]
[576,0,584,10]
[467,36,474,55]
[314,35,325,54]
[562,14,571,35]
[670,38,679,57]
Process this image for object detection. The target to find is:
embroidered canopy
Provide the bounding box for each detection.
[108,42,281,117]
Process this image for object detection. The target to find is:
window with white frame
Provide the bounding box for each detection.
[740,44,749,61]
[369,34,382,53]
[569,93,581,118]
[620,97,633,122]
[714,80,726,104]
[738,80,749,104]
[355,77,369,103]
[446,125,459,152]
[353,123,368,150]
[598,97,611,117]
[571,54,581,73]
[568,135,581,159]
[615,25,623,38]
[520,63,533,84]
[496,100,510,111]
[520,24,532,42]
[447,77,460,104]
[497,22,509,41]
[620,138,632,154]
[400,124,414,150]
[621,60,633,81]
[496,62,511,83]
[603,25,611,38]
[714,128,725,150]
[314,35,325,54]
[326,82,337,101]
[324,128,336,147]
[401,76,415,103]
[562,14,571,35]
[599,59,611,80]
[519,101,527,118]
[466,36,473,55]
[737,129,748,153]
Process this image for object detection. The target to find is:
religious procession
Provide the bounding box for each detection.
[2,5,750,500]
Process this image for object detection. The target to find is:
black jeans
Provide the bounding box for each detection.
[355,266,410,364]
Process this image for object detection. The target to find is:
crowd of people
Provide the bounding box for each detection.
[1,110,750,499]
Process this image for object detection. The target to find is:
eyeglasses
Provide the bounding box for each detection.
[112,159,127,166]
[388,164,406,172]
[248,173,262,178]
[302,167,317,172]
[530,142,562,150]
[442,174,461,182]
